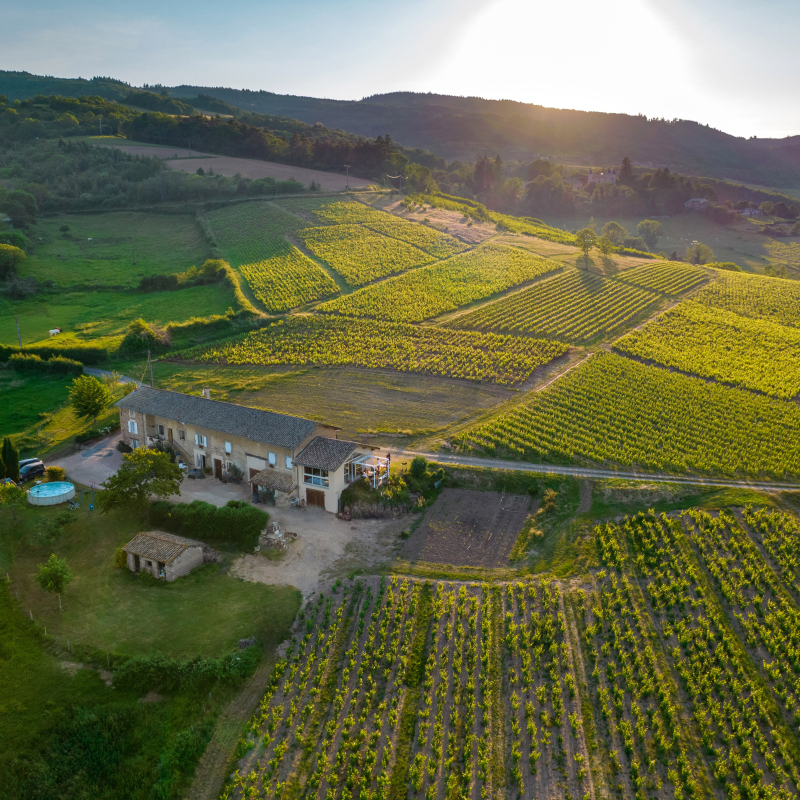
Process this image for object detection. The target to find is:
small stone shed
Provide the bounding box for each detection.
[123,531,204,582]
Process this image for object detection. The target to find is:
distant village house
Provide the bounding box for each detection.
[684,198,710,211]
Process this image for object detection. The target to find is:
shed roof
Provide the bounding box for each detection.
[294,436,360,471]
[123,531,203,564]
[116,387,320,449]
[251,469,296,493]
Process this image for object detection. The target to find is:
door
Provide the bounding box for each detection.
[168,428,173,442]
[133,554,140,572]
[307,489,325,509]
[214,459,223,479]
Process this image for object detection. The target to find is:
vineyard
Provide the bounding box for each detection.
[614,301,800,399]
[221,576,591,800]
[455,352,800,478]
[296,225,434,286]
[318,244,562,323]
[695,271,800,329]
[612,261,709,295]
[204,202,339,312]
[445,270,662,343]
[280,198,467,259]
[170,315,568,386]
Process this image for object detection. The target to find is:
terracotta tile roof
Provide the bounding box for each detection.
[294,436,359,471]
[116,387,318,449]
[251,469,296,493]
[123,531,203,564]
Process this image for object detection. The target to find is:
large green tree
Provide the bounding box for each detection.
[575,227,597,258]
[0,243,25,280]
[637,219,662,250]
[2,437,19,482]
[600,221,628,246]
[35,553,73,610]
[685,241,714,265]
[98,449,183,512]
[68,375,111,423]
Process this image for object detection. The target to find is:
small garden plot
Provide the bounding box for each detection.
[296,224,434,286]
[405,489,533,567]
[221,575,590,800]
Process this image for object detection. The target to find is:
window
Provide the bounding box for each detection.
[128,409,135,417]
[225,441,232,454]
[268,452,277,466]
[194,434,207,447]
[130,439,139,449]
[304,466,329,487]
[285,456,293,470]
[157,424,165,436]
[128,420,138,434]
[179,430,185,441]
[226,461,232,471]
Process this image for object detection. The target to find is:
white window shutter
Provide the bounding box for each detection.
[225,441,232,454]
[285,456,292,469]
[269,452,276,465]
[195,433,199,445]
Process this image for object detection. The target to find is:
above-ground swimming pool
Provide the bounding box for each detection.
[27,481,75,506]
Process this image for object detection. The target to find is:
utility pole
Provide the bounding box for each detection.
[343,164,351,193]
[14,315,21,347]
[147,350,154,388]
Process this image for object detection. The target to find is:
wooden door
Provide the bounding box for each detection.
[214,459,223,479]
[168,428,173,442]
[134,554,140,572]
[307,489,325,508]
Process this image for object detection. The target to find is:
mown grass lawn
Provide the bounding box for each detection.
[4,501,300,659]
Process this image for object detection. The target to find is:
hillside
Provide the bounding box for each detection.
[172,87,800,188]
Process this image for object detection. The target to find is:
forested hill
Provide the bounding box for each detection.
[3,71,800,188]
[172,87,800,189]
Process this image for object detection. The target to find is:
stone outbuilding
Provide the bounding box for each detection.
[122,530,204,581]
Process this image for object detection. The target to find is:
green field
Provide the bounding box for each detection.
[319,243,562,322]
[18,212,211,288]
[615,301,800,398]
[0,282,239,347]
[204,201,340,311]
[296,224,434,285]
[695,270,800,328]
[445,268,662,342]
[172,315,568,386]
[457,352,800,478]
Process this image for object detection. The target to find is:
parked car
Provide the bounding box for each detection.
[19,458,40,469]
[20,461,45,481]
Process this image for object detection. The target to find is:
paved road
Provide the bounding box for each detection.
[52,432,124,487]
[386,448,800,492]
[83,367,141,385]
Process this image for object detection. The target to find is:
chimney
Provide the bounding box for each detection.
[202,387,211,399]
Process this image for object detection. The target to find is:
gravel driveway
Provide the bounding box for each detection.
[52,432,124,487]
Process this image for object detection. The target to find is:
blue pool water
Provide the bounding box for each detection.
[29,481,75,497]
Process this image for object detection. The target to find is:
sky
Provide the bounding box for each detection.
[3,0,799,139]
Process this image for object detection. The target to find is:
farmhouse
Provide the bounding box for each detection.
[123,530,204,581]
[115,386,388,512]
[684,198,710,211]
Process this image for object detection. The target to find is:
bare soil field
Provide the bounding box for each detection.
[93,141,373,190]
[366,195,498,243]
[404,488,533,567]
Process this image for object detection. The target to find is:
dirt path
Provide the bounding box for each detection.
[577,479,592,514]
[187,658,275,800]
[387,448,800,491]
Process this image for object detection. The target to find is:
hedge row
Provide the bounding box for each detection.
[0,342,109,364]
[114,647,260,693]
[149,498,267,550]
[9,352,83,375]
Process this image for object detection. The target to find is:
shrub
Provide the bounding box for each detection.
[149,498,267,549]
[0,343,108,365]
[44,466,66,482]
[114,547,127,569]
[8,352,82,376]
[0,230,29,251]
[118,318,170,354]
[409,456,428,479]
[116,441,132,454]
[541,488,558,513]
[0,243,26,279]
[706,261,742,272]
[113,647,260,693]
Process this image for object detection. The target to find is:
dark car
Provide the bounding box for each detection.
[19,458,40,469]
[20,461,45,481]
